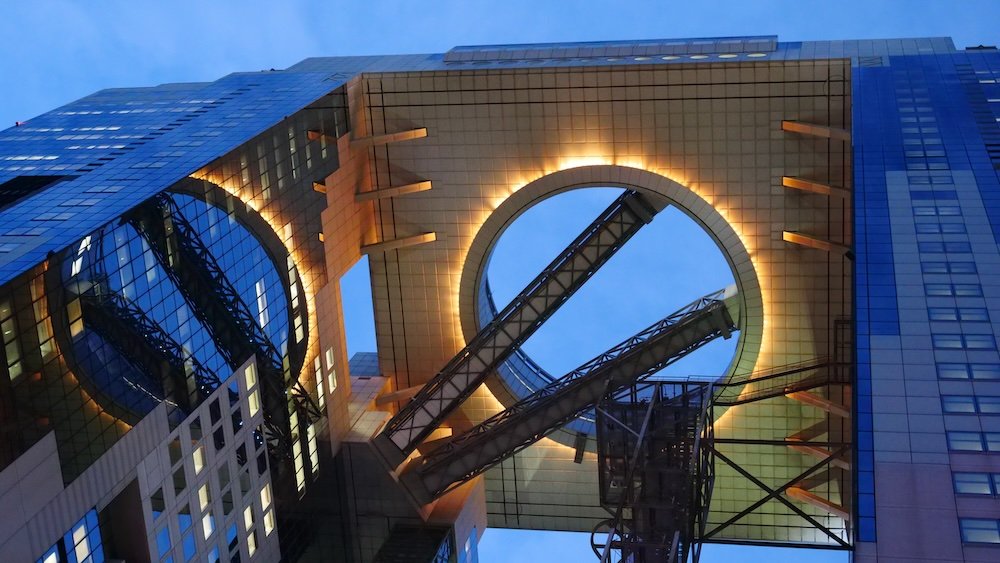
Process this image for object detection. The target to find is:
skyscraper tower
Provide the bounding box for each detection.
[0,35,997,563]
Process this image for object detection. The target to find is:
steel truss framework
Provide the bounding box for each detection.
[374,190,662,467]
[705,330,853,550]
[121,194,323,467]
[72,232,220,417]
[591,382,716,563]
[401,290,737,504]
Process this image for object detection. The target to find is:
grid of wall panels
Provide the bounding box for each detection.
[359,59,852,543]
[137,359,279,563]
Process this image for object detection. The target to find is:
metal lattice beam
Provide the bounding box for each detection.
[129,195,323,425]
[80,287,220,413]
[374,190,662,467]
[400,289,737,503]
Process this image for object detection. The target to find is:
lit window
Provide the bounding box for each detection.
[244,362,257,390]
[193,446,205,475]
[960,518,1000,543]
[254,279,269,328]
[71,523,90,562]
[315,357,325,410]
[202,513,215,539]
[260,483,272,510]
[198,484,211,511]
[324,347,335,372]
[248,390,260,417]
[244,506,254,531]
[263,509,276,536]
[308,423,320,473]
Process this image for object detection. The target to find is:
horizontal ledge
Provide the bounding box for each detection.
[786,487,850,521]
[781,120,851,142]
[782,231,850,254]
[786,441,851,471]
[356,181,433,202]
[350,128,427,150]
[361,232,437,254]
[306,130,335,143]
[313,181,327,194]
[375,383,425,407]
[781,176,849,198]
[786,391,850,419]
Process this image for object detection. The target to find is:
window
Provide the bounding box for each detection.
[913,204,961,216]
[942,395,977,413]
[929,308,991,322]
[948,431,985,451]
[943,395,1000,414]
[954,472,994,495]
[965,335,995,349]
[260,483,272,511]
[925,283,983,297]
[960,518,1000,544]
[193,446,205,475]
[939,363,1000,380]
[932,334,994,349]
[156,527,172,558]
[264,509,276,536]
[918,241,972,253]
[248,389,260,417]
[916,223,967,234]
[922,261,977,274]
[198,484,210,511]
[980,396,1000,414]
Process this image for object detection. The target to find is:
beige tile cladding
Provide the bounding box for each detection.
[352,60,852,543]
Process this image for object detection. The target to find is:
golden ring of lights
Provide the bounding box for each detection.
[457,165,764,441]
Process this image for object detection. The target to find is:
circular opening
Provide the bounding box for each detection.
[61,190,298,418]
[481,187,738,398]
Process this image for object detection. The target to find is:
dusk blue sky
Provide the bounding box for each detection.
[5,1,1000,561]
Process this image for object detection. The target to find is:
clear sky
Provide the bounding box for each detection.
[4,1,1000,561]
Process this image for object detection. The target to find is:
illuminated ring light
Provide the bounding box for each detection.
[458,165,763,445]
[49,178,306,422]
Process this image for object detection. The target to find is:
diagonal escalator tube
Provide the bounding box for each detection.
[373,190,665,468]
[402,286,739,504]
